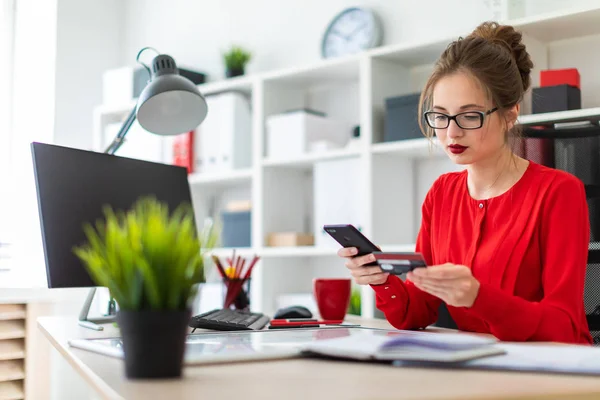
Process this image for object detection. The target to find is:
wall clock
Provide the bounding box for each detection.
[321,7,383,59]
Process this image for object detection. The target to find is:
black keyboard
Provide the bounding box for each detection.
[189,308,270,331]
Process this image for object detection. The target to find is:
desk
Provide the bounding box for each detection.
[38,316,600,400]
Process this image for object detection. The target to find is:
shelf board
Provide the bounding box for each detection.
[260,243,417,258]
[371,138,445,158]
[379,243,416,252]
[197,75,255,96]
[206,247,257,259]
[0,341,24,362]
[369,36,451,66]
[262,148,361,169]
[94,101,135,120]
[188,168,253,188]
[511,4,600,43]
[0,380,23,400]
[261,55,360,87]
[261,246,339,258]
[0,361,24,382]
[518,107,600,127]
[0,306,25,322]
[0,321,25,341]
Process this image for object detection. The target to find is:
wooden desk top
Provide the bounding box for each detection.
[38,316,600,400]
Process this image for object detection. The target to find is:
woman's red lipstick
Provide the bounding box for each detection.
[448,144,467,154]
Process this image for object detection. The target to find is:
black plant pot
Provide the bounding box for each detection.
[226,67,245,78]
[117,309,191,379]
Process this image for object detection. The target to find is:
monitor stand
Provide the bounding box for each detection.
[78,287,116,331]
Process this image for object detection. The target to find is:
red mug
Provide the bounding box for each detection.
[313,278,351,320]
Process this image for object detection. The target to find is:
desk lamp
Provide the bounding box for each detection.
[79,48,208,330]
[104,47,208,154]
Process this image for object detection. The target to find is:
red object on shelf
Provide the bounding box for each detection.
[540,68,580,89]
[173,131,194,174]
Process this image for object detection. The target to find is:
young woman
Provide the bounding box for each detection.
[338,22,592,344]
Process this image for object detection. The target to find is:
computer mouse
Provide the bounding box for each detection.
[273,305,313,319]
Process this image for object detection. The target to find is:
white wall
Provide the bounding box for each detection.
[120,0,491,80]
[119,0,599,82]
[53,0,124,150]
[10,0,59,287]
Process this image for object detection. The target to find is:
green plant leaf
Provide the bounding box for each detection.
[72,196,217,311]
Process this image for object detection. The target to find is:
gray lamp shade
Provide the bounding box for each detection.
[136,55,208,136]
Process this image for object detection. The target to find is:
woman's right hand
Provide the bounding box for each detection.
[337,247,390,286]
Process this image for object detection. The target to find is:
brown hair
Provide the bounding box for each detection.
[418,21,533,140]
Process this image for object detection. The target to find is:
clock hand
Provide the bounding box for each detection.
[347,23,368,39]
[329,29,348,41]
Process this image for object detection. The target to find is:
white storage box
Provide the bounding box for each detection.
[266,110,352,159]
[195,91,252,173]
[314,157,365,248]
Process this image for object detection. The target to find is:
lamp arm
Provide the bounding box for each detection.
[104,107,137,155]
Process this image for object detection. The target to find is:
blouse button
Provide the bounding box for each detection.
[391,295,397,299]
[479,203,484,209]
[384,286,389,290]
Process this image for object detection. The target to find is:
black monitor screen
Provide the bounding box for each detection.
[31,142,194,288]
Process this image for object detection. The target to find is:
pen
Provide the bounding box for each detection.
[269,319,344,326]
[267,323,362,330]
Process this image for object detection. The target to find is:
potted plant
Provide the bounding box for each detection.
[223,45,252,78]
[347,286,362,316]
[73,197,218,379]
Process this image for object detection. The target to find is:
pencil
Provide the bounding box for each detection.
[212,255,227,278]
[242,255,260,280]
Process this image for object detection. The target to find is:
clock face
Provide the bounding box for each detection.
[321,7,383,59]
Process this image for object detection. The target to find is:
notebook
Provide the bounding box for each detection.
[301,330,505,363]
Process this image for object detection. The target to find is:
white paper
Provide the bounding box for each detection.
[466,343,600,374]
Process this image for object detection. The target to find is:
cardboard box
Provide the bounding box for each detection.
[266,232,314,247]
[266,110,352,159]
[384,92,422,142]
[532,84,581,114]
[540,68,580,89]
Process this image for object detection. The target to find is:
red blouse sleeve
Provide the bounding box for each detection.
[371,178,442,329]
[469,175,591,343]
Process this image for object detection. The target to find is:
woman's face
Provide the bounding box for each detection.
[430,72,515,166]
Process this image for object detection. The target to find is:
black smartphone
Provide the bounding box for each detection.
[372,252,427,275]
[323,224,379,265]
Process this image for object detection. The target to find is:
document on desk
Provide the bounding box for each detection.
[459,343,600,375]
[301,330,505,363]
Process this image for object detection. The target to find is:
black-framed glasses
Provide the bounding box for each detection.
[424,107,498,130]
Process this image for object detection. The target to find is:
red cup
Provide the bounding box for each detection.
[313,278,351,320]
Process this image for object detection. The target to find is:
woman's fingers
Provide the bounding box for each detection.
[338,247,358,258]
[412,280,446,299]
[344,253,377,269]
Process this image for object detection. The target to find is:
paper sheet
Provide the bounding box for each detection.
[466,343,600,375]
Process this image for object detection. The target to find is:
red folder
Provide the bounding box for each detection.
[173,131,194,174]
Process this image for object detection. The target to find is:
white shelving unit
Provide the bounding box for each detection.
[93,4,600,318]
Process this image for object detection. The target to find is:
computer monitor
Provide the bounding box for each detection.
[31,142,195,328]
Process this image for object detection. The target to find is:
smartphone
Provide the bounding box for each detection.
[323,224,379,266]
[372,252,427,275]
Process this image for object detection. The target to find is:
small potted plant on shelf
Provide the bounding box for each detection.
[73,197,218,379]
[223,45,252,78]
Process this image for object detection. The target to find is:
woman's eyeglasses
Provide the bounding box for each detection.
[424,107,498,130]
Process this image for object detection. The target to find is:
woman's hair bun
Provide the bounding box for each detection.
[469,21,533,92]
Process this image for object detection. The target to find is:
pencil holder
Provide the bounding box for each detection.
[223,278,251,311]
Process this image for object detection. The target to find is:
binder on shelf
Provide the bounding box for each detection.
[173,131,194,174]
[195,91,252,174]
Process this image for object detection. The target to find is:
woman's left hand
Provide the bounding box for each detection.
[407,263,480,308]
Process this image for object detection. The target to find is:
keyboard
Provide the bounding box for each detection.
[189,308,270,331]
